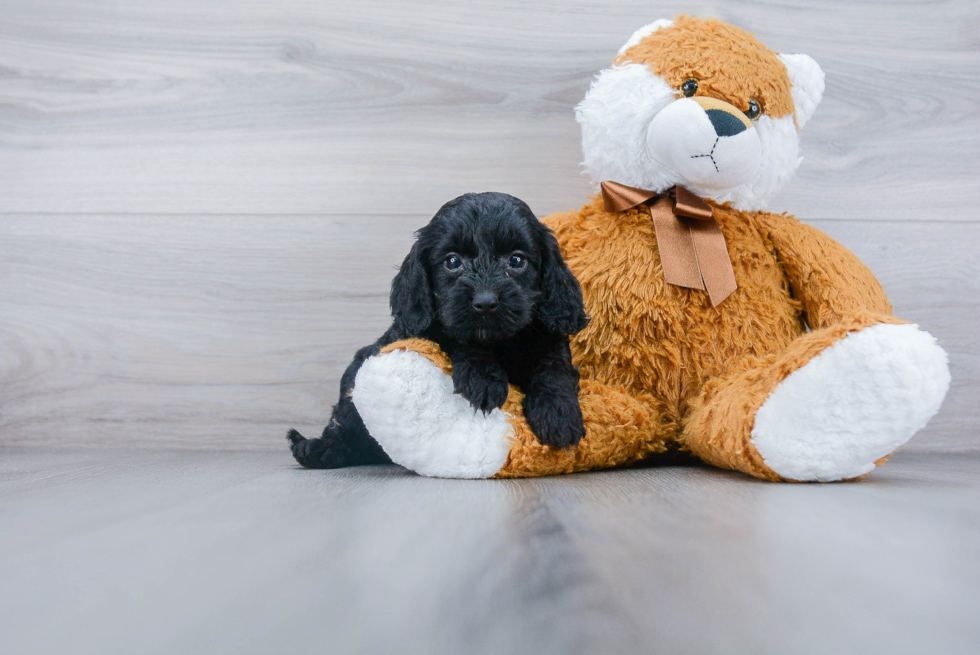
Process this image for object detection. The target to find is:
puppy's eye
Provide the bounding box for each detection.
[681,78,699,97]
[744,100,761,120]
[444,254,463,271]
[508,254,527,270]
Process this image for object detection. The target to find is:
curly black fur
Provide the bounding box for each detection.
[288,192,590,469]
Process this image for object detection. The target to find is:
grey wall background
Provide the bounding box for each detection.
[1,0,977,451]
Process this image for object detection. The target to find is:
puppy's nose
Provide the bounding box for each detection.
[472,291,499,315]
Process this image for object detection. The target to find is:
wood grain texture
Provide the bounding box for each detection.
[1,448,978,655]
[0,1,976,453]
[1,215,975,451]
[0,0,977,219]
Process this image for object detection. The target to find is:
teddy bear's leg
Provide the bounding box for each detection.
[683,316,950,482]
[494,376,673,478]
[352,339,672,479]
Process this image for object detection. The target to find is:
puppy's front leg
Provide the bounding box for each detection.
[449,346,509,413]
[522,339,585,449]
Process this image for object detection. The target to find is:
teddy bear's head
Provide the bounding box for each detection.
[576,15,824,211]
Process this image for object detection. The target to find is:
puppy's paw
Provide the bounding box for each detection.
[523,392,586,449]
[452,360,509,413]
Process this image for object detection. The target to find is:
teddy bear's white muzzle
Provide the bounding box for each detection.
[647,97,762,190]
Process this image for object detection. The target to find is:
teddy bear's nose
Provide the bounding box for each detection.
[691,96,752,138]
[706,109,747,137]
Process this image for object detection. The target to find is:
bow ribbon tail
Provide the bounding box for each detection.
[649,189,737,307]
[672,187,737,307]
[649,196,705,290]
[688,218,738,307]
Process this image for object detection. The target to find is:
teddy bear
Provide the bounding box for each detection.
[348,15,951,481]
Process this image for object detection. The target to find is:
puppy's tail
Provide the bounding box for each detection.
[286,428,327,469]
[287,420,390,469]
[286,428,305,447]
[286,427,358,469]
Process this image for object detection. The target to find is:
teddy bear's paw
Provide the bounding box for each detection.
[750,323,950,482]
[351,348,512,479]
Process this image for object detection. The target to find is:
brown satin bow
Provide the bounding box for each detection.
[600,180,737,307]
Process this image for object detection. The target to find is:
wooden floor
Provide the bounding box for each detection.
[1,448,978,655]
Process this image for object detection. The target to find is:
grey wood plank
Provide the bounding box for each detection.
[1,448,978,655]
[0,214,419,448]
[0,215,975,451]
[0,0,977,219]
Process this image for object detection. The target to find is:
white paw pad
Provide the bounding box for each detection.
[352,349,512,479]
[751,324,950,481]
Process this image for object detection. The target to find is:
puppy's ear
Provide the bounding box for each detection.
[390,240,434,334]
[536,227,590,335]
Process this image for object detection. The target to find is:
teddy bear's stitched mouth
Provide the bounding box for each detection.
[690,136,721,173]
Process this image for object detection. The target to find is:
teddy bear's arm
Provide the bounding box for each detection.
[758,213,893,329]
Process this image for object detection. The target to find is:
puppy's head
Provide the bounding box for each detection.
[390,192,589,343]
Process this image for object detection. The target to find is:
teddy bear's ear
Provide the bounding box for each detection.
[617,18,674,56]
[778,53,825,129]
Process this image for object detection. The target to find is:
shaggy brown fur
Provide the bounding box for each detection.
[614,15,797,122]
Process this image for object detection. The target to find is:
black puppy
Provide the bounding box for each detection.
[288,192,590,469]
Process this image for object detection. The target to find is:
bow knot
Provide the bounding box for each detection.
[599,180,737,307]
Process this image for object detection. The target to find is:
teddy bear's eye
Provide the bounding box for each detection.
[680,79,699,97]
[745,100,762,120]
